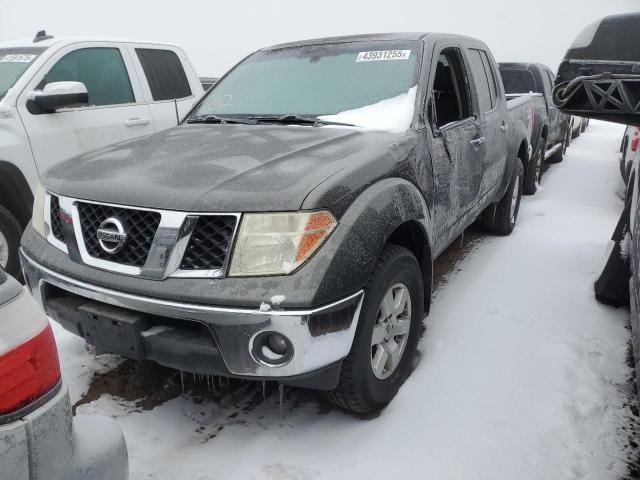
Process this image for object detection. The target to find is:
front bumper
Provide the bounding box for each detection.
[0,383,128,480]
[21,250,364,387]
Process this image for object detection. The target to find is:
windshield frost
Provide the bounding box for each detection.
[0,47,45,100]
[192,41,421,131]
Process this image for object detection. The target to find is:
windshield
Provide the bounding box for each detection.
[0,47,45,100]
[191,40,421,131]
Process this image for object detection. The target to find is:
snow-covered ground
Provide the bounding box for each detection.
[53,120,637,479]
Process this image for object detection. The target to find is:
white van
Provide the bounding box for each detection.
[0,31,204,278]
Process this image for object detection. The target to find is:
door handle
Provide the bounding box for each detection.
[469,137,486,147]
[501,123,508,132]
[124,117,150,127]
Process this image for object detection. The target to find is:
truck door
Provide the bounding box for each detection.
[427,46,485,244]
[17,43,155,175]
[17,42,153,173]
[127,45,202,131]
[467,48,508,196]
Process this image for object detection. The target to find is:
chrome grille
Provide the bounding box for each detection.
[180,215,237,270]
[50,195,64,242]
[76,202,161,267]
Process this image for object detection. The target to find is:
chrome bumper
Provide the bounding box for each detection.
[21,250,364,379]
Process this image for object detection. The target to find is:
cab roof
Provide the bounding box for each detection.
[0,36,180,50]
[263,32,481,51]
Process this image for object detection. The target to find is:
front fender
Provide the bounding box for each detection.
[339,177,432,264]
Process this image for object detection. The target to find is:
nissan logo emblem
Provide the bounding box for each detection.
[96,217,127,254]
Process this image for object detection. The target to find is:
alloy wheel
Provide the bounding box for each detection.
[0,229,8,269]
[371,282,412,380]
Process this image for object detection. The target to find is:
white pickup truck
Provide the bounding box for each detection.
[0,31,203,278]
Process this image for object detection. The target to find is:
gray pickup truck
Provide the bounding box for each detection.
[499,62,571,194]
[21,33,535,414]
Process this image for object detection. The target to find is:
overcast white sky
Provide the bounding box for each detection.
[1,0,638,76]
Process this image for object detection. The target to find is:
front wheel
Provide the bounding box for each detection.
[0,205,23,280]
[548,129,569,164]
[523,143,544,195]
[326,244,424,414]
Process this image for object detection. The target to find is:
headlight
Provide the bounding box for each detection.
[31,183,46,238]
[229,211,337,276]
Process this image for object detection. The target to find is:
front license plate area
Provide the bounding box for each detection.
[79,303,150,360]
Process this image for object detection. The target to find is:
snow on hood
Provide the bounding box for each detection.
[319,86,417,133]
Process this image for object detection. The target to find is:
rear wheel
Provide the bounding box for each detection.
[0,205,23,279]
[482,157,524,236]
[326,244,424,414]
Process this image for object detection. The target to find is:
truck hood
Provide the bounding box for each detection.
[42,124,407,212]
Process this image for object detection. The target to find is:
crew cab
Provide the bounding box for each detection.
[499,62,571,193]
[0,31,203,279]
[21,33,534,414]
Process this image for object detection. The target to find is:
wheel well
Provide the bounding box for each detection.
[0,162,34,228]
[386,220,432,313]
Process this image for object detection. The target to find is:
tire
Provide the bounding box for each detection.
[326,244,424,414]
[523,142,544,195]
[594,196,631,307]
[548,128,570,164]
[0,205,23,280]
[482,157,524,236]
[572,123,581,139]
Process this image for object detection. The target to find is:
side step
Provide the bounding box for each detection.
[544,142,562,160]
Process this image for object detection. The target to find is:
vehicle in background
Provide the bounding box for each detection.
[21,32,536,415]
[570,115,589,138]
[0,266,128,480]
[199,77,219,91]
[621,126,639,183]
[558,12,640,394]
[0,31,203,280]
[622,125,634,153]
[499,62,571,194]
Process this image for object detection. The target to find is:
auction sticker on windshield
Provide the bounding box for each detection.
[356,50,411,62]
[0,54,37,63]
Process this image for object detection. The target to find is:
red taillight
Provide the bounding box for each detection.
[0,324,61,415]
[632,129,640,152]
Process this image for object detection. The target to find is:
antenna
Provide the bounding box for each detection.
[33,30,54,43]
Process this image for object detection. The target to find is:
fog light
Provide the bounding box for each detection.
[267,333,288,355]
[251,331,293,366]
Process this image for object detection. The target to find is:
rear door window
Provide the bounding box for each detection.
[468,49,492,113]
[479,51,499,108]
[135,49,192,101]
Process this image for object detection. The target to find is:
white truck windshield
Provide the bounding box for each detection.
[0,47,46,100]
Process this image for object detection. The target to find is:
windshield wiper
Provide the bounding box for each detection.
[186,114,258,125]
[249,114,355,127]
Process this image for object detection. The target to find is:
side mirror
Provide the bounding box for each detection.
[26,81,89,114]
[553,13,640,126]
